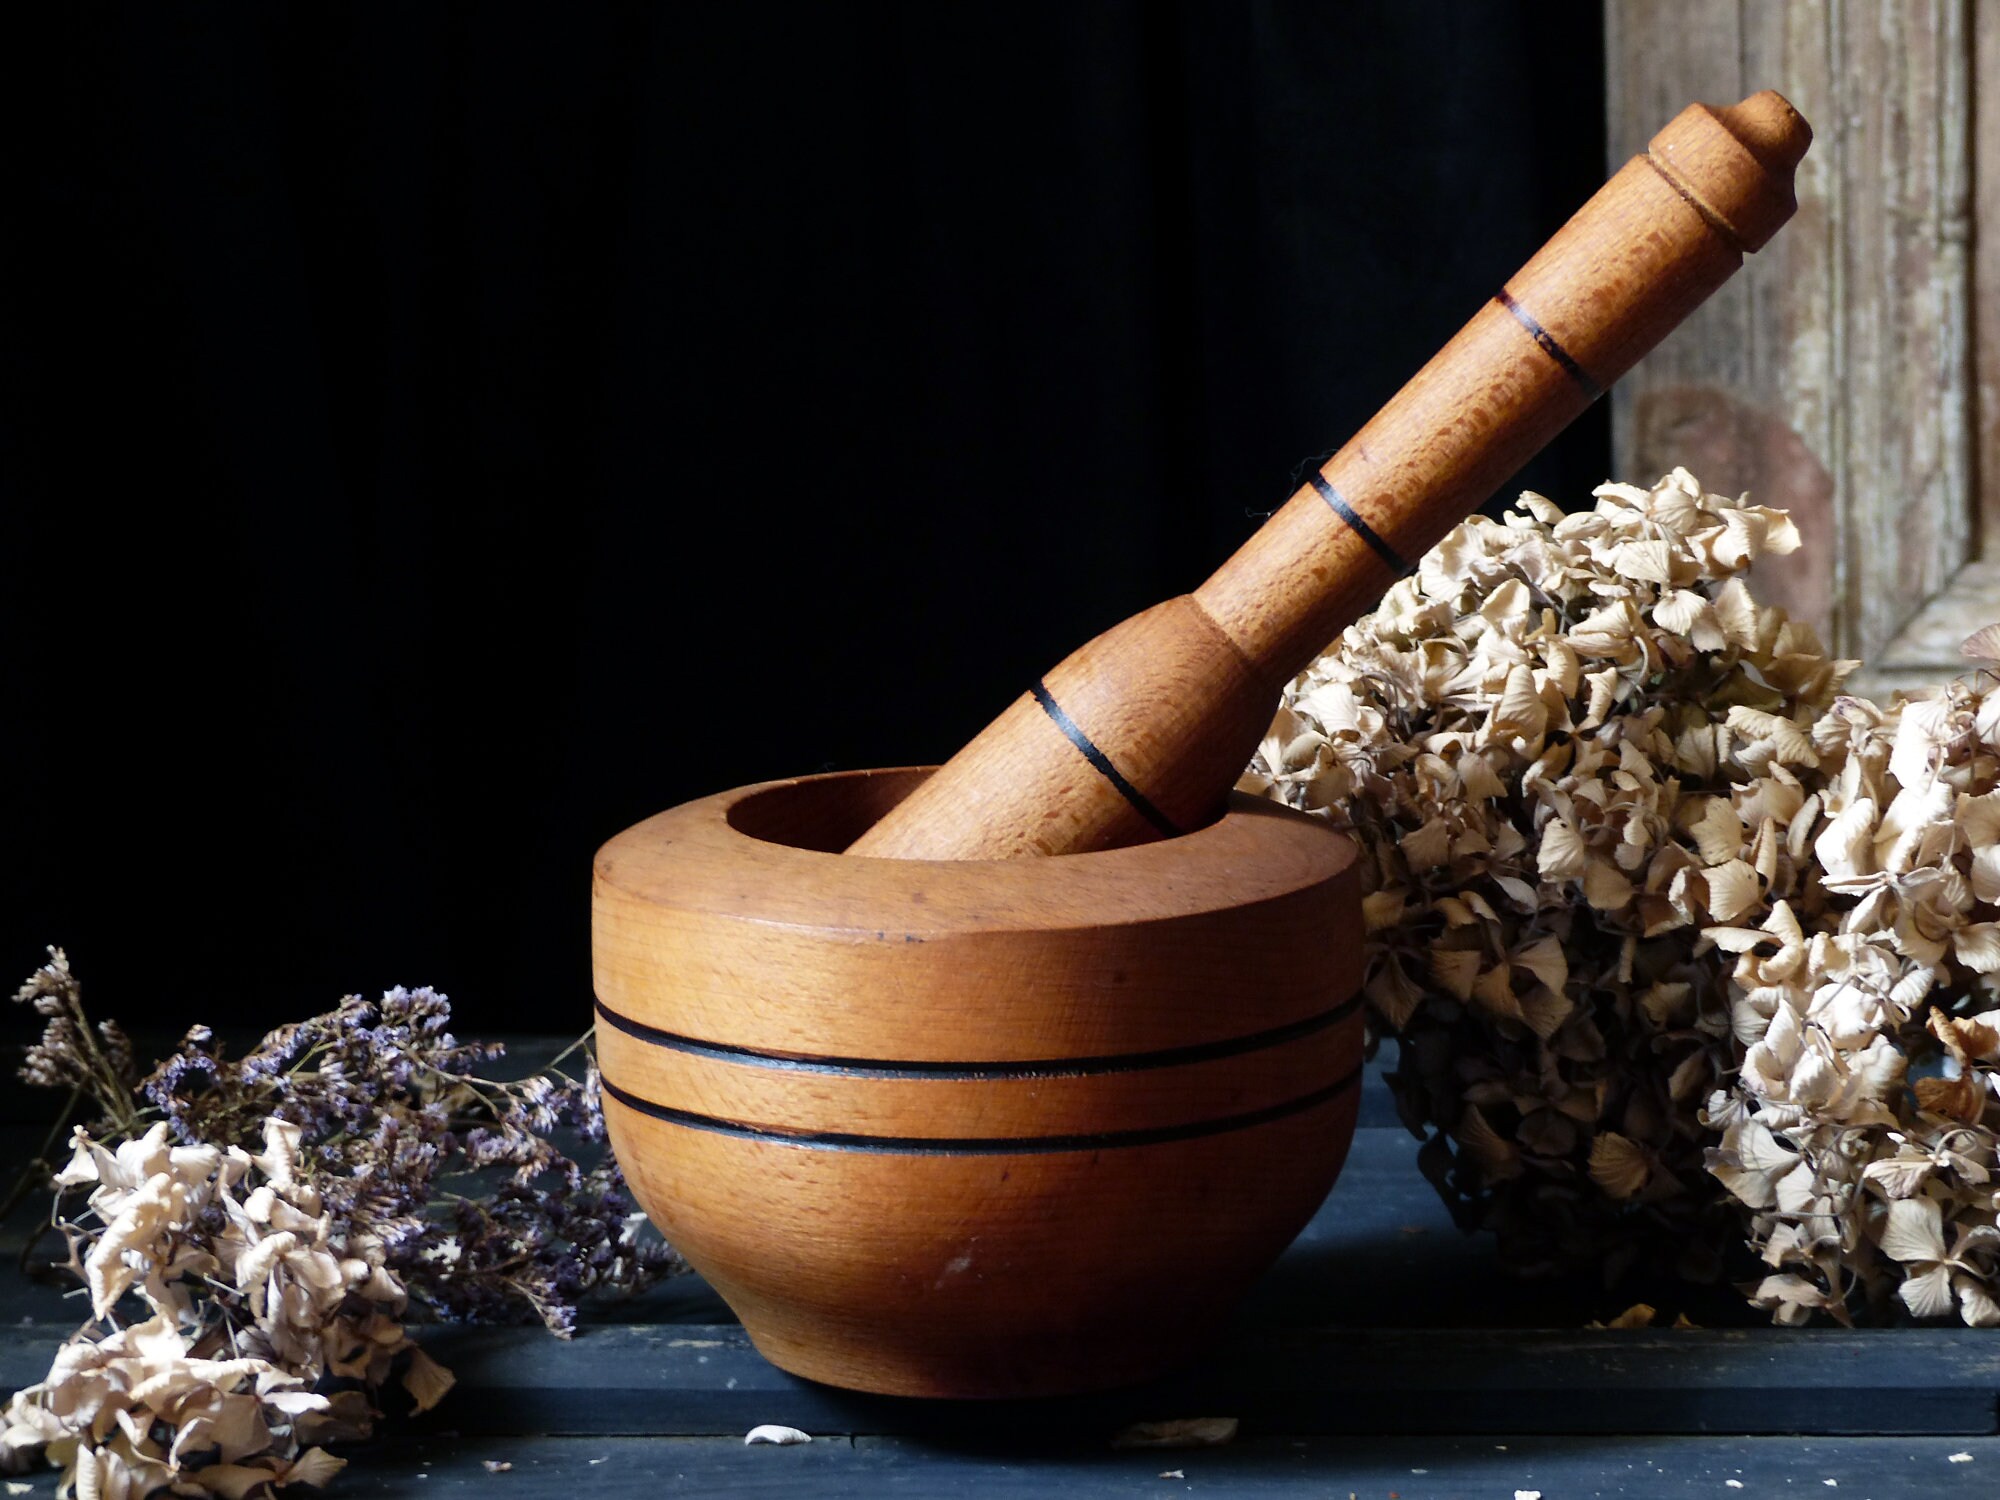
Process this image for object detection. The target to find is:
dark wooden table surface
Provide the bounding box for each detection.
[5,1050,1997,1497]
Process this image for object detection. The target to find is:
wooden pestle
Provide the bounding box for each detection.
[850,92,1811,862]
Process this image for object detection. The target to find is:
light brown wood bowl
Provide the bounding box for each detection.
[592,767,1363,1399]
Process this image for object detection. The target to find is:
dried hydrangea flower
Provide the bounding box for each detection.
[0,1116,442,1495]
[1255,468,2000,1327]
[5,967,684,1492]
[1704,664,1999,1326]
[1247,470,1855,1283]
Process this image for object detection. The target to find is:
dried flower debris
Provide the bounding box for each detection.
[3,958,682,1495]
[743,1425,812,1446]
[1251,469,2000,1325]
[0,1116,421,1496]
[1709,675,2000,1326]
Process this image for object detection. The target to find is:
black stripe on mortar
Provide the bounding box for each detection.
[1307,474,1413,577]
[597,1064,1363,1156]
[1495,288,1604,400]
[593,993,1362,1080]
[1029,680,1184,838]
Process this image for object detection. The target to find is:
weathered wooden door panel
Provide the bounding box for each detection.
[1606,0,1985,691]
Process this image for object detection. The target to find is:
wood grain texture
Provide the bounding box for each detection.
[307,1435,2000,1498]
[592,767,1363,1398]
[1607,0,1976,668]
[1979,2,2000,553]
[852,93,1808,860]
[391,1319,2000,1438]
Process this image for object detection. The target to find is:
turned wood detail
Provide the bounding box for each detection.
[848,93,1810,861]
[595,768,1364,1397]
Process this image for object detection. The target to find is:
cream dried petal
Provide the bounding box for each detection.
[1705,860,1763,923]
[1916,1073,1986,1123]
[1537,816,1588,879]
[1772,1161,1821,1215]
[1688,798,1746,867]
[402,1345,455,1416]
[1712,577,1761,649]
[1652,589,1708,638]
[1862,1155,1934,1199]
[1479,576,1533,626]
[1814,797,1878,882]
[283,1449,347,1489]
[250,1118,302,1189]
[1888,965,1938,1017]
[1470,962,1524,1023]
[1963,623,2000,663]
[1641,982,1692,1026]
[1518,489,1566,525]
[1957,789,2000,855]
[52,1128,103,1189]
[1668,1049,1711,1103]
[86,1177,181,1321]
[1401,817,1452,870]
[1588,1132,1650,1199]
[1956,1275,2000,1328]
[1361,890,1407,932]
[1454,1106,1520,1178]
[1898,1262,1957,1320]
[1707,925,1773,954]
[1751,1272,1828,1324]
[1582,858,1635,911]
[1512,934,1568,996]
[1890,695,1955,789]
[1738,1120,1799,1176]
[233,1232,298,1294]
[1580,668,1620,730]
[1428,949,1480,1003]
[1727,707,1819,767]
[1954,924,2000,975]
[1518,984,1574,1040]
[1611,538,1675,584]
[1458,754,1506,802]
[1972,846,2000,907]
[1748,816,1781,884]
[1879,1197,1949,1264]
[1490,663,1548,740]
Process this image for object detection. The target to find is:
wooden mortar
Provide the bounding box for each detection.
[594,767,1361,1397]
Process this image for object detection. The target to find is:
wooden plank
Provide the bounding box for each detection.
[8,1092,1999,1450]
[367,1321,2000,1438]
[194,1433,2000,1498]
[1604,0,1977,664]
[8,1121,1998,1441]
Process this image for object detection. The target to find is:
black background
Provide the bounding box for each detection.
[2,3,1607,1039]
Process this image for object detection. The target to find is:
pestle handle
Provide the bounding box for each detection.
[849,92,1811,862]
